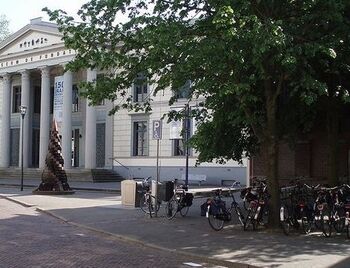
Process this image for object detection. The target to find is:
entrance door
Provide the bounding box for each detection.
[71,128,80,167]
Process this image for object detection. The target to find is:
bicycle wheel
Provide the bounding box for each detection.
[244,207,256,231]
[301,211,312,234]
[140,194,150,214]
[208,205,225,231]
[333,208,345,233]
[180,205,189,217]
[280,205,290,236]
[232,204,245,226]
[321,208,332,237]
[140,194,160,215]
[165,196,178,220]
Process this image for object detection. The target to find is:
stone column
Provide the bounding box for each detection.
[62,69,73,169]
[20,70,30,168]
[0,73,11,167]
[105,99,114,168]
[84,68,97,169]
[39,66,51,168]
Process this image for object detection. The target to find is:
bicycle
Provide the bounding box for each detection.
[280,181,315,235]
[139,177,161,217]
[206,182,245,231]
[244,181,269,231]
[165,179,193,220]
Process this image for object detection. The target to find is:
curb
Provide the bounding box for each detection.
[0,195,34,207]
[3,194,258,268]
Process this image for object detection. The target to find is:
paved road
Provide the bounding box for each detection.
[0,198,232,268]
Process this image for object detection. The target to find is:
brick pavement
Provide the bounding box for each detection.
[0,186,349,268]
[0,198,238,268]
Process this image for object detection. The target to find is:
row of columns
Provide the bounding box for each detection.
[0,67,97,169]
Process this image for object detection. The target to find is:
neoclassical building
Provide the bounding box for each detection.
[0,18,246,185]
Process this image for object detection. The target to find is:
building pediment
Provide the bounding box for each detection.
[0,18,63,57]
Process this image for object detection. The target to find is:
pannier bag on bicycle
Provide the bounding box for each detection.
[200,199,211,216]
[181,193,194,207]
[209,199,231,221]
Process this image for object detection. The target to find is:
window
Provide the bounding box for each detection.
[133,121,148,156]
[72,85,79,112]
[173,139,185,156]
[133,73,148,102]
[174,80,191,99]
[172,118,191,156]
[12,86,21,113]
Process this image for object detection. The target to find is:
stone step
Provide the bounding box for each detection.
[91,169,124,183]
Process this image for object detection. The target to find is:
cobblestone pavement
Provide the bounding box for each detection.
[0,198,234,268]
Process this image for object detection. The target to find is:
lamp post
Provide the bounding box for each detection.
[20,105,27,191]
[184,103,190,187]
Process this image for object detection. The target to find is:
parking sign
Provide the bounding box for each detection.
[153,120,162,140]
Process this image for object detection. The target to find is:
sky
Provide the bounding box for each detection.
[0,0,87,33]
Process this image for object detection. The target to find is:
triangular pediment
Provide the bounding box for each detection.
[0,20,63,57]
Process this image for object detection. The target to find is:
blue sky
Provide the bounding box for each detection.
[0,0,86,32]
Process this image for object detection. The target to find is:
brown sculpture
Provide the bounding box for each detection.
[33,120,74,194]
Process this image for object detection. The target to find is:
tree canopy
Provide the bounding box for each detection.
[45,0,350,227]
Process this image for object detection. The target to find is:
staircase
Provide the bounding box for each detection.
[91,169,125,183]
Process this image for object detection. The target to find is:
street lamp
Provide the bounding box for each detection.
[20,105,27,191]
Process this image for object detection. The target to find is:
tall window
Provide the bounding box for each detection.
[72,85,79,112]
[174,80,191,99]
[172,119,191,156]
[133,73,148,102]
[133,121,148,156]
[33,86,41,114]
[12,86,21,113]
[173,139,185,156]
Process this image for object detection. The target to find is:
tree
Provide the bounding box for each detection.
[45,0,350,228]
[0,15,10,42]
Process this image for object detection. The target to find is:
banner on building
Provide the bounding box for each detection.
[53,76,64,131]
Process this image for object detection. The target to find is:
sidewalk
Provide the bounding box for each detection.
[0,186,349,268]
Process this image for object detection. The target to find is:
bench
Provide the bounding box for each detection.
[181,174,207,186]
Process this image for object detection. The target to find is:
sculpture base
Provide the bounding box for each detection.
[32,190,75,195]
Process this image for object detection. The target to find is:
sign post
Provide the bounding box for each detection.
[152,120,162,217]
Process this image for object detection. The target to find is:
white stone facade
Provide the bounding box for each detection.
[0,18,246,185]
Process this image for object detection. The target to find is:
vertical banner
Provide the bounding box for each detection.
[53,76,64,132]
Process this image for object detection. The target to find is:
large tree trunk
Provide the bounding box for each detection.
[265,86,281,229]
[326,99,339,186]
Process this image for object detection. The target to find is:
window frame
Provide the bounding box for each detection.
[132,120,149,156]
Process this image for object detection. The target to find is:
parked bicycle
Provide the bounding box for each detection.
[243,181,269,231]
[165,179,193,219]
[139,177,161,217]
[206,182,245,231]
[279,181,315,235]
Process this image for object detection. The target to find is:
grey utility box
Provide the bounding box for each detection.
[121,180,143,207]
[152,180,174,202]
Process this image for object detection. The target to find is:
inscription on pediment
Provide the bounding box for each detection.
[19,37,49,49]
[1,31,63,56]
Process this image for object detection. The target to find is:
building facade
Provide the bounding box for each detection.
[0,18,246,185]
